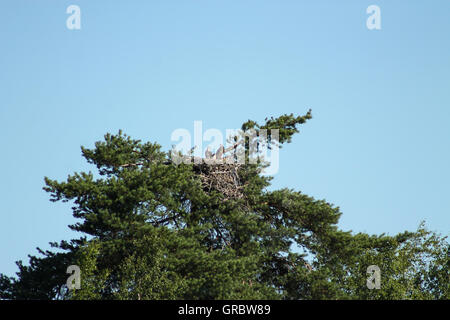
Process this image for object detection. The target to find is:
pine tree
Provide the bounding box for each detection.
[1,111,448,300]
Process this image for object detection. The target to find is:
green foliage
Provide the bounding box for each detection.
[1,112,448,300]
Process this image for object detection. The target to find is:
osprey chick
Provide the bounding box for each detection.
[205,146,213,159]
[214,144,224,160]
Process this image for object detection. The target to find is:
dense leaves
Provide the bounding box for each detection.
[1,112,448,300]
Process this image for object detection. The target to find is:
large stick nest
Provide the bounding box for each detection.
[193,162,245,200]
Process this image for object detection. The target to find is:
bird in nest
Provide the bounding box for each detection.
[205,144,225,160]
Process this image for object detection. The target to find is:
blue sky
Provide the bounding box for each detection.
[1,1,449,277]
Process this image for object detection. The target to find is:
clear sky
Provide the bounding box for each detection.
[1,1,449,277]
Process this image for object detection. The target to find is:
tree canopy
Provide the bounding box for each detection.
[1,111,448,300]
